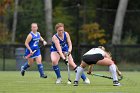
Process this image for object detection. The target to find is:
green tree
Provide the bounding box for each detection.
[53,4,75,43]
[16,0,45,43]
[0,23,11,43]
[122,32,137,45]
[0,0,14,44]
[81,22,107,44]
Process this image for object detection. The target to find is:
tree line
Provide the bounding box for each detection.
[0,0,140,45]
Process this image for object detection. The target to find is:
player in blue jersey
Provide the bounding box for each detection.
[20,23,47,78]
[50,23,90,84]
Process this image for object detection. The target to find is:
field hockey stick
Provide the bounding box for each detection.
[24,45,44,59]
[90,73,123,81]
[65,52,72,82]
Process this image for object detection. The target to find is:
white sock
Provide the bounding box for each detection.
[109,64,118,81]
[75,66,84,81]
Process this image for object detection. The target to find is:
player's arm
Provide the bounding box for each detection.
[52,35,65,60]
[40,36,47,46]
[66,32,72,54]
[107,51,112,59]
[87,64,94,74]
[25,34,33,54]
[104,52,112,59]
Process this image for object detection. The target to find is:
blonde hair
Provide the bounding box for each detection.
[98,46,112,59]
[31,23,38,27]
[55,23,64,30]
[98,46,105,51]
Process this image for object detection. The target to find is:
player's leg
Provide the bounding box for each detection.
[20,58,34,76]
[21,49,34,76]
[87,64,94,74]
[51,52,61,84]
[74,61,88,86]
[35,55,47,78]
[68,54,90,84]
[97,58,121,86]
[113,60,122,76]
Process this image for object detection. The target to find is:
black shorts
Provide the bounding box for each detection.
[82,54,104,65]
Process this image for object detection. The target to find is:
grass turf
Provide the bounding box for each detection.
[0,71,139,93]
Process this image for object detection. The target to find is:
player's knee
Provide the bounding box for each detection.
[36,61,42,64]
[106,59,114,66]
[52,61,59,66]
[80,62,87,68]
[109,61,115,65]
[74,66,78,73]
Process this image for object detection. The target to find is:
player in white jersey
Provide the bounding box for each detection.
[74,46,121,86]
[87,46,122,78]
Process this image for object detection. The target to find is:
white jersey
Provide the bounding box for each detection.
[84,48,106,56]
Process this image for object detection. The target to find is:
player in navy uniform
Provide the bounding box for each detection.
[50,23,90,84]
[74,46,121,86]
[20,23,47,78]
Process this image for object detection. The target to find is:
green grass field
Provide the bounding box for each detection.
[0,71,139,93]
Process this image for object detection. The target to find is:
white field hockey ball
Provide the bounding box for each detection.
[67,81,71,84]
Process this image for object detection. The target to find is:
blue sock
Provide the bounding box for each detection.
[53,65,61,78]
[37,64,44,76]
[22,62,30,70]
[81,73,86,81]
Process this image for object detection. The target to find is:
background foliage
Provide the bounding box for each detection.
[0,0,140,44]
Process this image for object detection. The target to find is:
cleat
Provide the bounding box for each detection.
[21,66,25,76]
[40,74,47,78]
[56,78,62,84]
[73,81,78,86]
[113,80,121,86]
[83,78,90,84]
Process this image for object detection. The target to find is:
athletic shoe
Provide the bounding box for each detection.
[83,78,90,84]
[20,66,25,76]
[40,74,47,78]
[73,81,78,86]
[113,80,121,86]
[56,78,62,84]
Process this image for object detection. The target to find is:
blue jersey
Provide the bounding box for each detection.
[50,32,68,52]
[25,31,41,58]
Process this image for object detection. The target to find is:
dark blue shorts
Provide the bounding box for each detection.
[24,49,41,58]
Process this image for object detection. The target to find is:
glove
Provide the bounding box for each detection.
[63,59,68,65]
[43,40,47,46]
[67,51,71,56]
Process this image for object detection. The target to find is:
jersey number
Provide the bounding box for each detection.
[33,40,39,47]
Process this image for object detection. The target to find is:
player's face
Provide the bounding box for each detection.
[31,24,38,32]
[57,26,64,36]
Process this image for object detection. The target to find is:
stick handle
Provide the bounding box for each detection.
[65,52,71,82]
[25,50,37,59]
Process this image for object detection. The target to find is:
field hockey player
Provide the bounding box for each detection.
[50,23,90,84]
[20,23,47,78]
[74,46,121,86]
